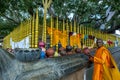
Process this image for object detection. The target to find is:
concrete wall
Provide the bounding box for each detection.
[61,68,85,80]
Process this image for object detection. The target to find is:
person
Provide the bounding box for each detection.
[38,41,46,59]
[84,38,120,80]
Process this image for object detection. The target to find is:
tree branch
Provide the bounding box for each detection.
[2,14,19,24]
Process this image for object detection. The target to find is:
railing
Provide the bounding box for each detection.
[3,4,120,49]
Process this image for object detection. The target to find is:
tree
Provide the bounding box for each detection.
[0,0,120,35]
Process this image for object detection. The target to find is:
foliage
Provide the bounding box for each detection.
[0,0,120,35]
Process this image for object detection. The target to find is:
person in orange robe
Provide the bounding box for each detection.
[84,38,120,80]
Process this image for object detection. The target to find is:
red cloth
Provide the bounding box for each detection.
[107,40,113,46]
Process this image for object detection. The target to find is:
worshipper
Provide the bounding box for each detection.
[39,41,46,59]
[83,38,120,80]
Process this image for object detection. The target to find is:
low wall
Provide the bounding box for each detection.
[60,68,85,80]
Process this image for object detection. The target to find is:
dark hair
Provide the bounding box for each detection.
[96,38,104,44]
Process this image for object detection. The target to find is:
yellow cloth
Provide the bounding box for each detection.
[70,34,81,47]
[59,32,67,48]
[90,46,120,80]
[52,30,61,45]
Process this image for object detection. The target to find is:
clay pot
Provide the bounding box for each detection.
[58,47,65,53]
[75,48,81,53]
[83,47,90,55]
[46,48,55,57]
[59,50,66,56]
[58,47,66,56]
[67,51,73,55]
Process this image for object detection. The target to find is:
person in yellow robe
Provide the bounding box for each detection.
[85,38,120,80]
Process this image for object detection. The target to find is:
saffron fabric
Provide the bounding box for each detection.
[70,34,81,48]
[90,46,120,80]
[103,51,120,80]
